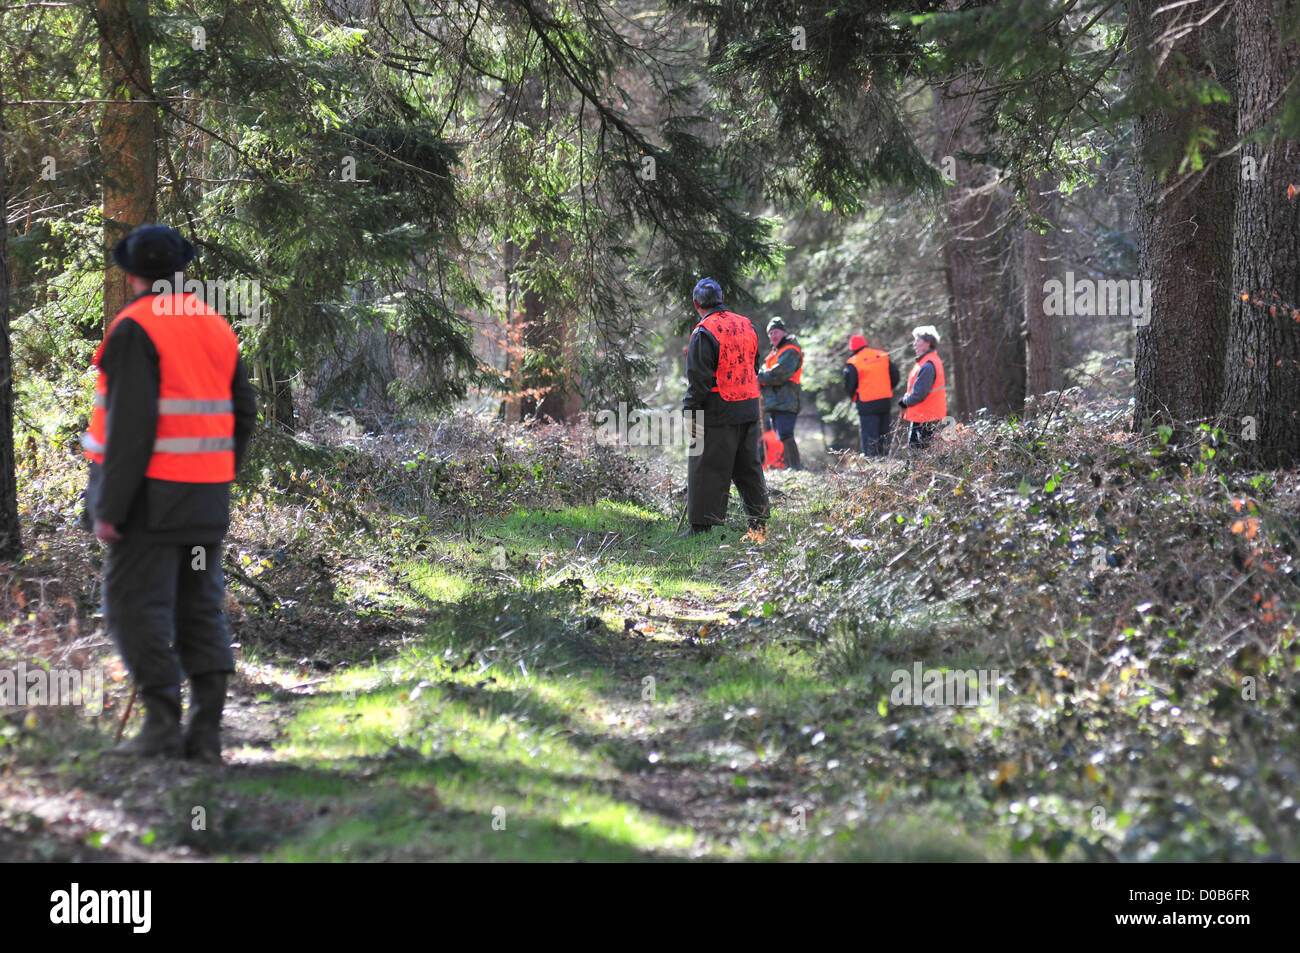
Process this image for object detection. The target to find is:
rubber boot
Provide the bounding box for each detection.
[184,672,228,765]
[112,686,183,758]
[782,438,802,470]
[677,524,713,538]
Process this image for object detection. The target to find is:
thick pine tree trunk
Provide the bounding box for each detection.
[0,71,23,559]
[935,75,1026,418]
[1219,0,1300,466]
[506,76,580,424]
[1024,174,1062,397]
[98,0,157,331]
[1129,0,1235,430]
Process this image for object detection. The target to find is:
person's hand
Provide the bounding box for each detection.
[94,520,122,544]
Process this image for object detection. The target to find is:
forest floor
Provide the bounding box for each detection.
[3,397,1300,861]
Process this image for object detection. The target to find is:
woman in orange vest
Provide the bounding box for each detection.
[899,325,947,449]
[843,333,900,456]
[757,316,803,469]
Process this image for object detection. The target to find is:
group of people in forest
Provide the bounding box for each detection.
[84,237,946,765]
[681,277,946,536]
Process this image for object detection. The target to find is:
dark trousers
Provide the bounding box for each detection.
[687,421,770,526]
[768,411,797,441]
[103,539,234,691]
[907,420,938,449]
[857,407,891,455]
[767,411,801,469]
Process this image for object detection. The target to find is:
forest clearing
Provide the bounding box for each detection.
[0,0,1297,889]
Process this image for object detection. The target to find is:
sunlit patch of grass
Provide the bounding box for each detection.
[232,632,703,861]
[399,562,474,603]
[691,644,828,709]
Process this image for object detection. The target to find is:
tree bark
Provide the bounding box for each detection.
[935,74,1026,418]
[98,0,157,332]
[0,68,23,559]
[506,75,580,424]
[1024,174,1062,397]
[1129,0,1236,429]
[1219,0,1300,466]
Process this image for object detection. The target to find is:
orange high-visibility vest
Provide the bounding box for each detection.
[762,429,786,469]
[846,347,892,402]
[764,341,803,385]
[84,293,240,482]
[901,351,947,423]
[693,311,760,401]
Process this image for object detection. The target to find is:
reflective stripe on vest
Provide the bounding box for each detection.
[846,347,892,402]
[694,311,760,402]
[902,351,947,423]
[84,293,240,482]
[764,341,803,386]
[93,393,234,415]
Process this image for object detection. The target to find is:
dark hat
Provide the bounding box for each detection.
[111,224,197,281]
[766,316,786,332]
[693,277,724,307]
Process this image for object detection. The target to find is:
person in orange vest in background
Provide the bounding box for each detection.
[757,316,803,469]
[681,278,770,536]
[82,224,257,762]
[899,324,947,449]
[761,424,786,469]
[843,333,900,456]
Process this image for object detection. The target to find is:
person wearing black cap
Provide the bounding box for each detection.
[843,334,900,455]
[82,224,258,764]
[681,278,769,536]
[757,317,803,469]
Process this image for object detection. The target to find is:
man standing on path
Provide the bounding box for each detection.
[681,278,769,536]
[899,325,947,449]
[843,333,900,456]
[757,316,803,469]
[83,224,258,763]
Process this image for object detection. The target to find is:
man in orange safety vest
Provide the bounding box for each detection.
[82,224,257,763]
[843,333,900,455]
[681,278,769,536]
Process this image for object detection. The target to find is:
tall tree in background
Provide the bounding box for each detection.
[1023,174,1062,396]
[1220,0,1300,466]
[97,0,157,331]
[1128,0,1235,429]
[0,64,22,559]
[935,73,1025,417]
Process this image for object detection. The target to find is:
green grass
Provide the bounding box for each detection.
[200,498,798,860]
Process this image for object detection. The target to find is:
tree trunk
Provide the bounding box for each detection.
[1024,174,1062,397]
[1129,0,1236,430]
[98,0,157,332]
[935,74,1026,418]
[507,76,580,424]
[0,69,23,559]
[1219,0,1300,466]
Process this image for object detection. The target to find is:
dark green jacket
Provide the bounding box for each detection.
[758,336,802,414]
[82,300,258,544]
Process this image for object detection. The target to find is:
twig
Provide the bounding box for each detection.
[115,685,136,744]
[222,553,279,609]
